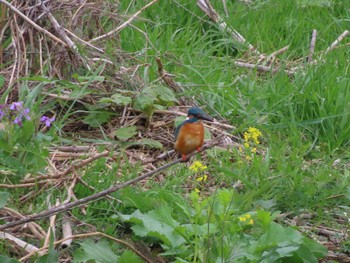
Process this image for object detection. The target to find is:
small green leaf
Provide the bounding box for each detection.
[36,232,59,263]
[110,93,132,106]
[35,248,59,263]
[73,239,119,263]
[69,88,94,99]
[114,126,138,141]
[133,94,155,114]
[0,191,10,208]
[154,85,178,104]
[83,111,113,127]
[98,94,132,106]
[253,199,276,210]
[0,75,5,88]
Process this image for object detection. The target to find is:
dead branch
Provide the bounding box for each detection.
[197,0,260,55]
[307,29,317,63]
[1,207,46,240]
[89,0,159,43]
[325,30,349,54]
[0,0,67,47]
[0,137,223,231]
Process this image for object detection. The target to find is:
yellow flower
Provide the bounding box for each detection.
[244,142,250,148]
[189,161,208,173]
[244,127,262,144]
[239,214,252,222]
[196,175,208,182]
[251,147,257,154]
[247,127,262,144]
[194,188,200,193]
[248,219,254,225]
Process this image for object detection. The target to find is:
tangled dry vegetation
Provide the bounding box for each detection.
[0,0,349,262]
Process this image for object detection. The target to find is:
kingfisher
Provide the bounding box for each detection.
[174,107,214,161]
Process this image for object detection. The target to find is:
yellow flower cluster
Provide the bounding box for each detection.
[244,127,262,145]
[196,175,208,182]
[189,161,208,173]
[240,127,262,160]
[238,214,254,225]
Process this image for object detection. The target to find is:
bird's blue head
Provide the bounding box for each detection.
[187,107,213,122]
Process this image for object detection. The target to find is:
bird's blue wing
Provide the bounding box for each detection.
[174,118,197,139]
[174,122,184,139]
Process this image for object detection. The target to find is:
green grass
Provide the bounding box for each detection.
[1,0,350,262]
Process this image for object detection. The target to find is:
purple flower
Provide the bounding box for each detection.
[23,108,31,120]
[40,116,55,127]
[13,117,22,126]
[10,101,23,111]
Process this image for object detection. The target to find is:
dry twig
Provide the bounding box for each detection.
[325,30,349,54]
[89,0,159,43]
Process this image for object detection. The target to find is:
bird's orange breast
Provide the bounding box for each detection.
[174,121,204,155]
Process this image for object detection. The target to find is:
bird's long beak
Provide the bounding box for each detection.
[198,112,214,122]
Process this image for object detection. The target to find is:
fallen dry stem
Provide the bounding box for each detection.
[0,137,223,231]
[325,30,349,53]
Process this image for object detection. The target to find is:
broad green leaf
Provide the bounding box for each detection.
[154,85,178,104]
[133,94,155,114]
[114,126,138,141]
[110,93,132,106]
[72,239,119,263]
[0,255,20,263]
[118,250,143,263]
[83,111,113,127]
[16,121,35,144]
[256,210,272,228]
[258,222,303,250]
[0,191,10,208]
[296,237,327,260]
[119,207,186,247]
[0,75,5,88]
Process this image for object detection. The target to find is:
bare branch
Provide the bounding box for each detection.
[89,0,159,43]
[325,30,349,54]
[0,138,222,231]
